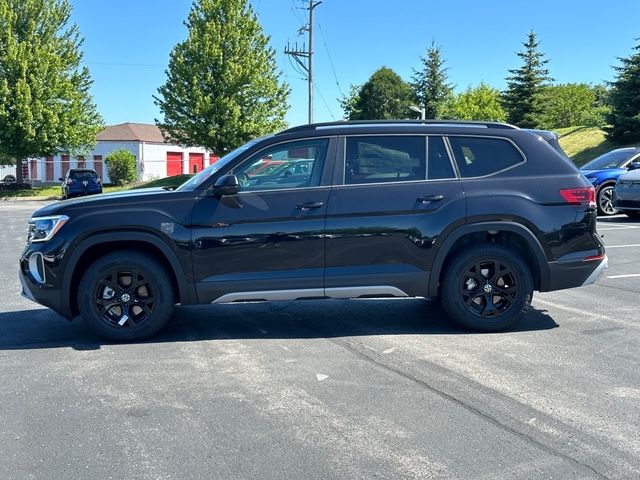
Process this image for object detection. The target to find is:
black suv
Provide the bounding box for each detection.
[20,120,607,341]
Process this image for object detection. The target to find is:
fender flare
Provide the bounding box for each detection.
[427,221,550,297]
[61,231,193,317]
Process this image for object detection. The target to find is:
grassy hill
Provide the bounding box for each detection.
[557,126,639,167]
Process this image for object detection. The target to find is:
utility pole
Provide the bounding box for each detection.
[284,0,322,124]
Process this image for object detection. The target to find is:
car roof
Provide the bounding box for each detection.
[276,119,519,137]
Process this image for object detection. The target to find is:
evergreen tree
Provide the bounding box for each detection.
[341,67,414,120]
[411,41,453,119]
[502,31,552,128]
[154,0,289,155]
[0,0,103,183]
[606,41,640,141]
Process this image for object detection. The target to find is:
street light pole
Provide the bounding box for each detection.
[409,105,426,120]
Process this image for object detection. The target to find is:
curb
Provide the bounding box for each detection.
[0,196,59,202]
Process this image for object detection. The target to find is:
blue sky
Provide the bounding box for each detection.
[70,0,640,128]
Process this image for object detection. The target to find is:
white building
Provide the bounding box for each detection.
[29,123,217,183]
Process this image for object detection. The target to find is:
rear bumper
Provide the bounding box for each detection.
[546,255,608,291]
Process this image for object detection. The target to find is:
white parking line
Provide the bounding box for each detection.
[604,244,640,249]
[606,274,640,279]
[598,226,640,231]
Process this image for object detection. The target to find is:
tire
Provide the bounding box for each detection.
[3,174,16,184]
[440,245,533,332]
[77,251,175,341]
[597,184,619,216]
[623,210,640,219]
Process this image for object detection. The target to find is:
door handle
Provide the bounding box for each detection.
[416,195,444,203]
[296,201,324,210]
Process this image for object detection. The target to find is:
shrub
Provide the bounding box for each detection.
[105,150,137,186]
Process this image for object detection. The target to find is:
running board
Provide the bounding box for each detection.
[212,286,409,304]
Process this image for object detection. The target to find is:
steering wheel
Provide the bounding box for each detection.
[236,172,250,188]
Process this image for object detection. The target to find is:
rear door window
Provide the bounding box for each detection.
[345,136,425,184]
[448,136,524,178]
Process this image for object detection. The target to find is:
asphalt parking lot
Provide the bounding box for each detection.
[1,201,638,480]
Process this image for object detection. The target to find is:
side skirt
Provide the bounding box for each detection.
[211,286,410,304]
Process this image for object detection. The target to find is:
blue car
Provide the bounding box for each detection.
[60,169,103,200]
[580,148,640,215]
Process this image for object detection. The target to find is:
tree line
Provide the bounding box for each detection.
[2,0,640,185]
[342,32,612,131]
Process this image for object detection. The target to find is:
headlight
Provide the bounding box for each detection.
[27,215,69,243]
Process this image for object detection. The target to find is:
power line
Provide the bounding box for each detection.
[317,22,344,98]
[314,84,336,120]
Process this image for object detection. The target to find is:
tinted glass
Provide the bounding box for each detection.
[448,137,524,178]
[428,136,455,179]
[345,136,425,184]
[70,170,98,181]
[234,139,328,191]
[582,150,637,170]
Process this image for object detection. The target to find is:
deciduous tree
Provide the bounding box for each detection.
[446,82,506,122]
[341,67,414,120]
[155,0,289,155]
[0,0,102,183]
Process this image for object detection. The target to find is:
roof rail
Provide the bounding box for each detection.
[277,119,519,135]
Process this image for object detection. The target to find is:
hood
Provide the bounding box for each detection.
[32,187,172,217]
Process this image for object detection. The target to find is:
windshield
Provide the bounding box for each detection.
[582,150,636,170]
[175,136,269,191]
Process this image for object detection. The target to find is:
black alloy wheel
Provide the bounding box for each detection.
[597,184,619,216]
[78,251,174,341]
[441,245,533,332]
[95,269,155,328]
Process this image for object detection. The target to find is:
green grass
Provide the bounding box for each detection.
[131,174,192,189]
[557,126,640,167]
[0,174,192,199]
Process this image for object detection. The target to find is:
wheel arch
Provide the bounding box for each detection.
[428,222,549,297]
[62,231,194,317]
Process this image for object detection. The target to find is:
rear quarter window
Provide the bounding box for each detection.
[448,136,524,178]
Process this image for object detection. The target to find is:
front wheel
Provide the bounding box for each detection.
[78,251,175,341]
[440,245,533,332]
[597,184,619,216]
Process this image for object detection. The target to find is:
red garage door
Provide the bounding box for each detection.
[188,153,204,174]
[45,156,54,181]
[166,152,183,177]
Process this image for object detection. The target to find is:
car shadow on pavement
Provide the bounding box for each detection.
[0,299,559,350]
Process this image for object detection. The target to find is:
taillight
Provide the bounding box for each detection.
[560,187,595,207]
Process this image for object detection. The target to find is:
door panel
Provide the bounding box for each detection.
[324,135,465,297]
[190,137,333,303]
[191,188,330,302]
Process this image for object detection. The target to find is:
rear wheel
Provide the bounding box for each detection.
[78,251,175,341]
[440,245,533,332]
[597,184,619,216]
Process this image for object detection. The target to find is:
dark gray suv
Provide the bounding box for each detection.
[20,120,607,341]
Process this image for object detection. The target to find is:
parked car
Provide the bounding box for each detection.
[580,147,640,216]
[60,169,103,199]
[20,120,606,341]
[613,168,640,218]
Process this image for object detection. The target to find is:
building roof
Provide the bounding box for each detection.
[97,123,165,143]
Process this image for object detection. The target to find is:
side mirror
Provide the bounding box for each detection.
[213,174,240,197]
[627,162,640,171]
